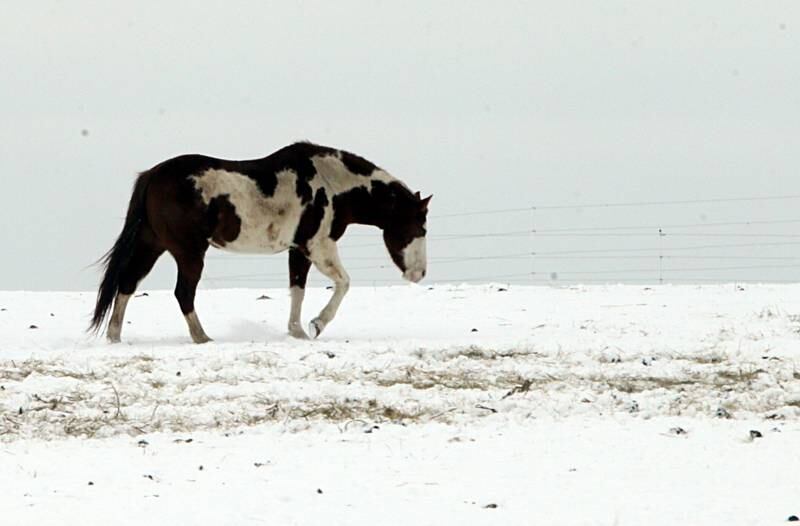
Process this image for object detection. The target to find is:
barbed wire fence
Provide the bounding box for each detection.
[202,194,800,288]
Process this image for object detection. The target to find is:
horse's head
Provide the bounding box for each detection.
[382,191,432,283]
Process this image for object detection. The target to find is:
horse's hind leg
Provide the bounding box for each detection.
[108,233,164,342]
[171,251,212,344]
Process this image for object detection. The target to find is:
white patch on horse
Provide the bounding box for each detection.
[311,154,399,193]
[190,169,304,254]
[402,229,427,283]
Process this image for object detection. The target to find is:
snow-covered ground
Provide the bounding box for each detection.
[2,284,800,524]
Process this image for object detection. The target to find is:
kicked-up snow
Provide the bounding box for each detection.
[1,284,800,524]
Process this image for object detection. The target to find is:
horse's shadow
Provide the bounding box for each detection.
[213,319,286,344]
[109,320,289,347]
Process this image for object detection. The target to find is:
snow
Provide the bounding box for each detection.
[2,284,800,524]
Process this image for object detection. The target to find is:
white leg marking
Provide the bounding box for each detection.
[288,286,309,339]
[184,311,212,344]
[308,241,350,339]
[107,293,131,343]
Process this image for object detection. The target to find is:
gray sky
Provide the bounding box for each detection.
[2,1,799,291]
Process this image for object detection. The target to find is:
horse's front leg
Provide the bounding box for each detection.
[287,248,311,339]
[307,240,350,339]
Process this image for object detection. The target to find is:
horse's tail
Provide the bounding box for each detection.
[88,170,153,333]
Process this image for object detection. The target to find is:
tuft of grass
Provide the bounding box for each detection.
[713,368,766,385]
[597,375,703,394]
[0,359,96,382]
[691,353,726,365]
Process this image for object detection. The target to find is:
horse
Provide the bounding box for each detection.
[89,141,431,343]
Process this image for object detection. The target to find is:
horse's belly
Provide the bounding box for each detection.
[215,218,295,254]
[193,169,302,255]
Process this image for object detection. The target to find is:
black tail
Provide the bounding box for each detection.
[88,170,153,333]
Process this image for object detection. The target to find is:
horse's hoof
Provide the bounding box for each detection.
[289,328,310,340]
[308,319,324,339]
[193,335,213,344]
[107,335,121,344]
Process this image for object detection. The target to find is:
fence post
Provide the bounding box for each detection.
[530,206,536,284]
[658,227,665,284]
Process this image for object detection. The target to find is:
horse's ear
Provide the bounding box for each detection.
[420,194,432,211]
[414,191,421,200]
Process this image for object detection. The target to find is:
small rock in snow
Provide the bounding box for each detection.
[787,515,799,522]
[135,292,149,297]
[256,294,271,300]
[317,488,323,494]
[669,427,688,436]
[137,439,149,448]
[29,324,38,329]
[749,430,763,440]
[88,481,94,486]
[484,503,498,509]
[471,328,478,333]
[715,407,732,419]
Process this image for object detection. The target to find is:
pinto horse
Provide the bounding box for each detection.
[89,142,431,343]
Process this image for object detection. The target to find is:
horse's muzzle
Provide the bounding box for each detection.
[403,269,426,283]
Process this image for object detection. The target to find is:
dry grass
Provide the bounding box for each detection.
[1,339,794,442]
[714,367,767,384]
[367,366,554,392]
[690,353,726,365]
[593,366,768,395]
[597,375,700,394]
[412,346,542,362]
[0,359,97,382]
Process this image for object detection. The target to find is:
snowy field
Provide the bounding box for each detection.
[2,284,800,525]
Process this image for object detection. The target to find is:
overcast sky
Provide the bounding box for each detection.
[1,1,799,291]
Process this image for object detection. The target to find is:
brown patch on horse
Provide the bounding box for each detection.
[267,223,278,240]
[293,187,329,250]
[207,194,241,248]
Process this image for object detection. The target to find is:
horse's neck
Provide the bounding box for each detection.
[326,171,403,233]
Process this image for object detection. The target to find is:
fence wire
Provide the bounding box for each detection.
[202,194,800,287]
